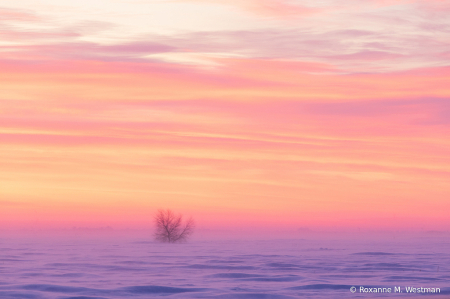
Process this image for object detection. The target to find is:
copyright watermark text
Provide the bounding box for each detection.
[350,286,441,294]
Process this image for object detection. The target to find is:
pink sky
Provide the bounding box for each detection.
[1,0,449,233]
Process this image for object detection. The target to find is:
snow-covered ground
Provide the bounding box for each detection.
[0,234,449,298]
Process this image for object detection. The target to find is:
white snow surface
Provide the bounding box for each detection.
[0,234,449,298]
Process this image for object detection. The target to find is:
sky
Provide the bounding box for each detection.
[1,0,450,233]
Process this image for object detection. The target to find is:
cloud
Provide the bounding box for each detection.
[134,27,449,72]
[0,7,41,22]
[0,8,79,43]
[179,0,322,18]
[2,41,176,62]
[1,2,449,74]
[327,50,404,61]
[0,28,80,42]
[300,98,450,126]
[142,97,450,128]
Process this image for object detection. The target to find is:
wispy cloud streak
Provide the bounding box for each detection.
[0,0,449,230]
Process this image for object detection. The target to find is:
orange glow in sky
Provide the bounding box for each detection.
[1,0,449,232]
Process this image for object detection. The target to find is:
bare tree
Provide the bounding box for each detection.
[154,209,195,243]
